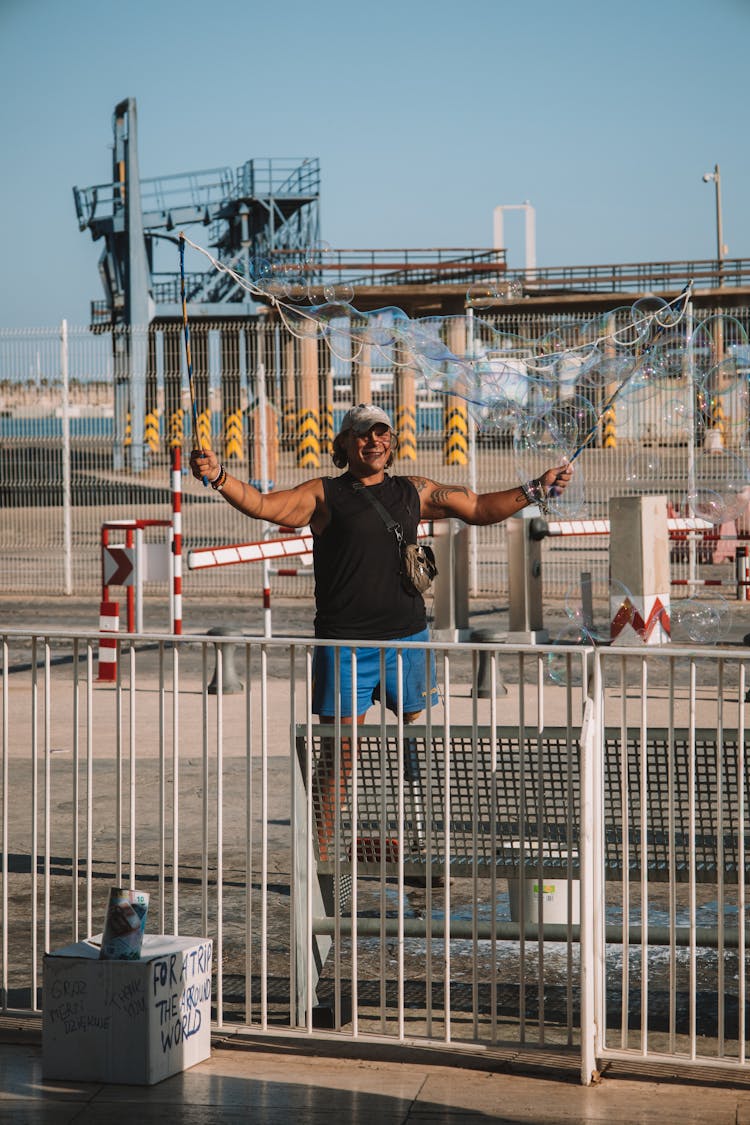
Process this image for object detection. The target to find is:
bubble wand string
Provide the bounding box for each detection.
[568,281,693,464]
[179,233,208,486]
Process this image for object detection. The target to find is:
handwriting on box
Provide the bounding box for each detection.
[46,942,212,1053]
[152,943,212,1052]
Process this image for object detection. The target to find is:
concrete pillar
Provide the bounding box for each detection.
[221,327,244,462]
[283,334,297,447]
[609,495,670,644]
[444,318,468,466]
[506,508,548,643]
[321,367,334,454]
[430,520,469,641]
[298,328,320,469]
[395,351,416,462]
[353,342,372,405]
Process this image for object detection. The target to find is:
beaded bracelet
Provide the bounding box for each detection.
[521,477,550,515]
[210,465,228,492]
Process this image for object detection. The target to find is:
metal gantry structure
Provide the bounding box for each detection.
[73,97,322,470]
[73,97,322,327]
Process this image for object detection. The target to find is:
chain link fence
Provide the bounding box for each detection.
[1,309,748,609]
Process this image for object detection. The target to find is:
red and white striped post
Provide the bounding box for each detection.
[98,525,119,681]
[171,445,183,635]
[97,599,119,682]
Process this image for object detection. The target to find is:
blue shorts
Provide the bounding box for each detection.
[312,628,438,719]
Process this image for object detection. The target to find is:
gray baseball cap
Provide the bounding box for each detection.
[339,403,393,434]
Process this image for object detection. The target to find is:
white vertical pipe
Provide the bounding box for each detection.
[442,650,452,1043]
[129,644,136,887]
[172,645,179,932]
[72,640,80,940]
[159,644,166,934]
[86,643,93,934]
[115,649,123,887]
[260,645,269,1028]
[30,639,38,1004]
[60,320,73,596]
[579,686,598,1085]
[43,643,51,955]
[686,300,697,591]
[258,363,272,638]
[215,650,224,1027]
[688,658,698,1059]
[524,202,537,276]
[639,659,648,1056]
[135,527,144,634]
[201,646,209,937]
[466,307,478,595]
[1,640,8,1001]
[492,207,504,251]
[738,662,747,1062]
[245,643,253,1026]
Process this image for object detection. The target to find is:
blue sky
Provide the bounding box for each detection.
[1,0,748,328]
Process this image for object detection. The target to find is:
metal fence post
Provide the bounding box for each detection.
[60,319,72,595]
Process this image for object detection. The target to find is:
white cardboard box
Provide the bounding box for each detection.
[42,934,212,1085]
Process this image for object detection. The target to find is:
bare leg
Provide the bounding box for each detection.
[315,712,422,860]
[314,715,366,861]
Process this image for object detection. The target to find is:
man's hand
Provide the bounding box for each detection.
[190,447,220,484]
[541,461,573,497]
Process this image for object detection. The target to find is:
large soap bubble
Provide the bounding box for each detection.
[669,598,732,645]
[181,234,734,544]
[686,450,750,525]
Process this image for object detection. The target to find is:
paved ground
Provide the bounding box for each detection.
[1,1038,750,1124]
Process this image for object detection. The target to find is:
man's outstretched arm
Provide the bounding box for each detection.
[411,462,573,525]
[189,448,323,530]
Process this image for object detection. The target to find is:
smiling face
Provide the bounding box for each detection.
[342,422,393,481]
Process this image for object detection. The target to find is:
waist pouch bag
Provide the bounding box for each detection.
[400,541,438,595]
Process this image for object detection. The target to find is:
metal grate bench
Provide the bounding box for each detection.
[296,723,750,883]
[291,720,750,1022]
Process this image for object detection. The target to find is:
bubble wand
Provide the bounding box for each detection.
[179,232,209,486]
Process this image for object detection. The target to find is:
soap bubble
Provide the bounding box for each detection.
[545,623,588,686]
[547,395,598,459]
[323,281,355,304]
[661,395,692,435]
[547,461,587,519]
[466,278,522,304]
[513,411,566,484]
[670,598,727,645]
[624,450,664,484]
[686,450,750,524]
[563,579,608,643]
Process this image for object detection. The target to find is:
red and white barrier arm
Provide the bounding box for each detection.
[187,522,434,571]
[544,517,715,537]
[188,532,314,570]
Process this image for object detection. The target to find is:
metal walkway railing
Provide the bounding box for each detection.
[1,628,748,1084]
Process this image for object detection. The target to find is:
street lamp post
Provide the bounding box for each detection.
[702,164,724,286]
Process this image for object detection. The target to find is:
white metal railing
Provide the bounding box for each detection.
[1,627,748,1084]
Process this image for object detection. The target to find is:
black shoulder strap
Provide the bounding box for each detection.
[351,480,403,542]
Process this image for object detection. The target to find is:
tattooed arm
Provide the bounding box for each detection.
[409,462,572,526]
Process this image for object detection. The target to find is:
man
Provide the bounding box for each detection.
[190,402,572,723]
[191,403,572,856]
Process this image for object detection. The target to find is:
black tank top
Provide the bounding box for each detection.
[313,473,427,640]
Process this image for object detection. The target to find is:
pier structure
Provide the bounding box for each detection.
[74,99,750,475]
